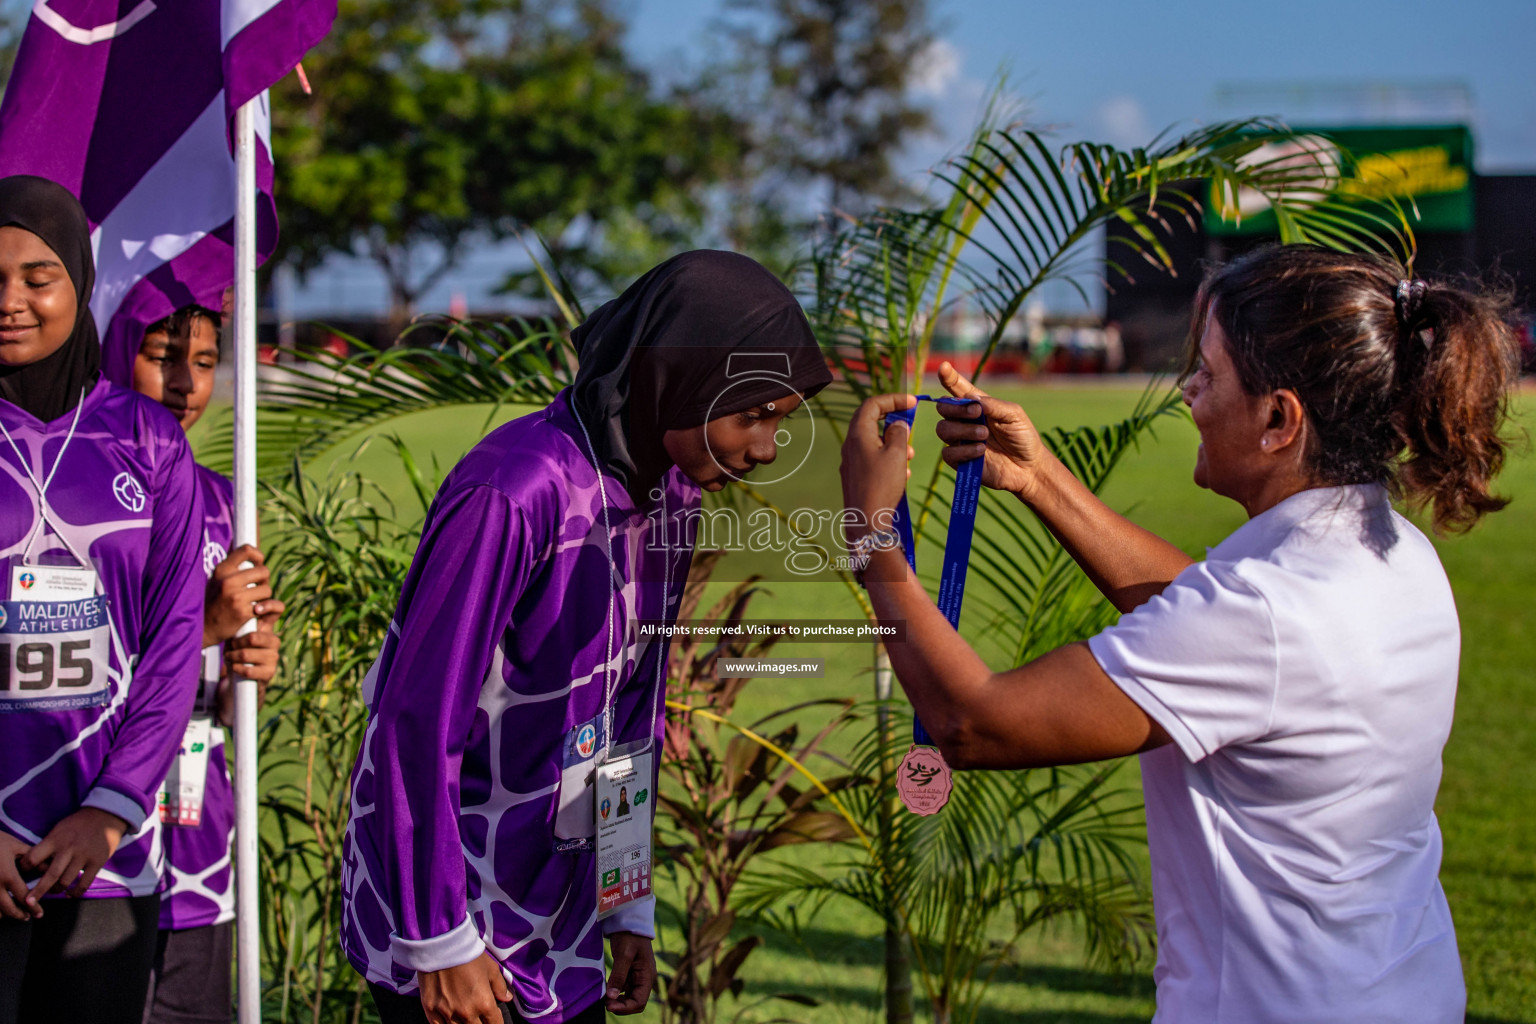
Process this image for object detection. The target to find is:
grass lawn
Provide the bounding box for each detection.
[228,382,1536,1023]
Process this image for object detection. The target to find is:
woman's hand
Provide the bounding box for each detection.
[203,544,276,647]
[840,393,918,540]
[21,807,128,903]
[935,362,1052,503]
[418,952,512,1024]
[0,833,38,920]
[606,932,656,1015]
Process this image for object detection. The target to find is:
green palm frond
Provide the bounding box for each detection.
[812,117,1411,407]
[737,702,1150,1023]
[197,316,577,477]
[907,381,1183,664]
[254,442,438,1013]
[950,120,1410,314]
[806,118,1409,604]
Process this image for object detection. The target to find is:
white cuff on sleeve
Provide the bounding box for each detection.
[390,915,486,973]
[601,895,656,939]
[82,787,148,832]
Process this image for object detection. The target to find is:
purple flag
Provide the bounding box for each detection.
[0,0,334,385]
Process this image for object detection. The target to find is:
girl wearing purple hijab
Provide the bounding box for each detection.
[0,175,205,1024]
[129,303,285,1024]
[340,251,832,1024]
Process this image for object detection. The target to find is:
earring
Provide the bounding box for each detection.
[1261,438,1270,449]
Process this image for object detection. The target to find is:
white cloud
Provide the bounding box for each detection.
[909,37,962,98]
[1093,94,1153,149]
[897,40,1016,195]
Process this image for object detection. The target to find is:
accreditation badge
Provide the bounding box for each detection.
[158,716,214,827]
[11,562,98,601]
[595,741,654,919]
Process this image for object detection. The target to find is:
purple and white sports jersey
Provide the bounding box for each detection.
[341,392,698,1020]
[159,464,236,930]
[0,378,204,898]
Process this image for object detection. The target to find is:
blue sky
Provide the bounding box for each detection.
[629,0,1536,172]
[290,0,1536,316]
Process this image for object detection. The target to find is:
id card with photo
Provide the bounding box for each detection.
[595,742,654,919]
[158,716,213,827]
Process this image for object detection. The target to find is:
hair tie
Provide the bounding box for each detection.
[1395,279,1428,325]
[1395,279,1432,350]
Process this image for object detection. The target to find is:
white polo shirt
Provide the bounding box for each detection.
[1089,485,1465,1024]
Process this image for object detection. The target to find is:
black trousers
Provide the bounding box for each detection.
[0,893,161,1024]
[143,920,234,1024]
[369,984,606,1024]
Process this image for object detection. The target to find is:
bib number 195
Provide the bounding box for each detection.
[0,597,112,713]
[0,640,95,691]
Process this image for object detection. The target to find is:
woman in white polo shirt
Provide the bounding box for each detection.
[838,244,1519,1023]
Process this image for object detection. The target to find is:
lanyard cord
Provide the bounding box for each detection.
[884,396,985,748]
[572,412,668,760]
[0,390,93,567]
[0,390,130,699]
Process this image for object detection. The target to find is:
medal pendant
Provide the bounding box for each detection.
[896,743,953,815]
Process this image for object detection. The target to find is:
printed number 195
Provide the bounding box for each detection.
[0,641,95,691]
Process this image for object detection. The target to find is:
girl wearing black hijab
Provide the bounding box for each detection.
[0,176,205,1024]
[341,251,831,1024]
[0,175,101,418]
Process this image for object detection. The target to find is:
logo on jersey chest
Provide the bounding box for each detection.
[112,472,146,513]
[203,540,228,576]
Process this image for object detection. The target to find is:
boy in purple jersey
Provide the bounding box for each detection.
[0,177,205,1024]
[341,251,832,1024]
[130,304,283,1024]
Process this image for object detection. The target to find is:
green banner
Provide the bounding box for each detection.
[1206,125,1473,235]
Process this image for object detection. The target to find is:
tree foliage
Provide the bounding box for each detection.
[271,0,743,320]
[713,0,938,224]
[0,1,21,96]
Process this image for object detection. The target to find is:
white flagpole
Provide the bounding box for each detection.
[232,97,262,1024]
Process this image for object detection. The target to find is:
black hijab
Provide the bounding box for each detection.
[0,175,100,422]
[570,250,832,499]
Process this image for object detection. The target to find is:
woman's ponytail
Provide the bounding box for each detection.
[1392,278,1522,533]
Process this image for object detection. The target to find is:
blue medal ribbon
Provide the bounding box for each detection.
[882,396,985,747]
